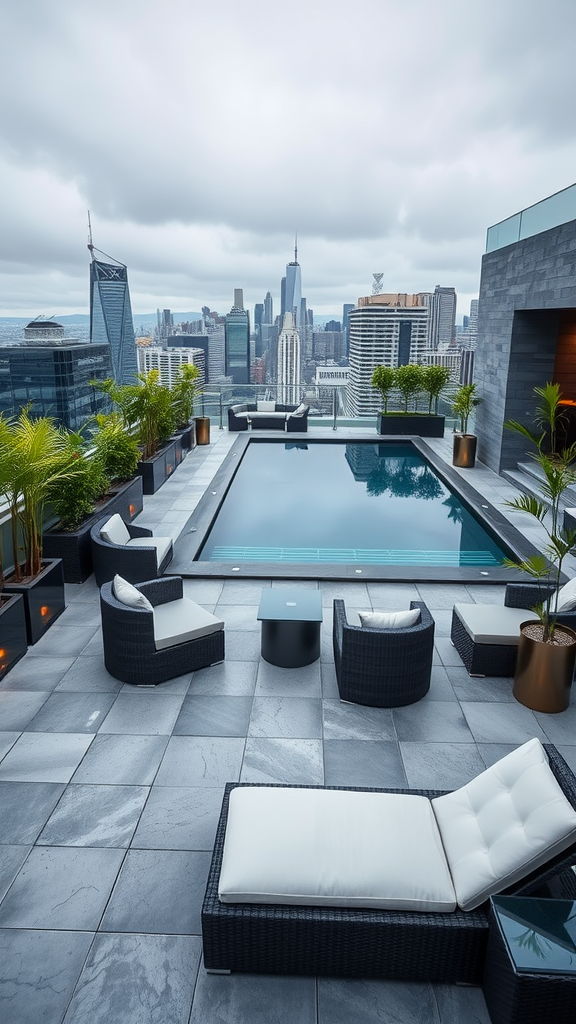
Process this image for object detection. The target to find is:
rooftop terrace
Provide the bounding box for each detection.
[1,425,576,1024]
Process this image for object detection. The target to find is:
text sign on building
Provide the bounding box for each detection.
[314,368,349,386]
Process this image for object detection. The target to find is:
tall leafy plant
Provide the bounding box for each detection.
[395,364,424,412]
[451,383,481,434]
[92,371,177,461]
[423,365,451,414]
[504,382,576,642]
[172,363,200,428]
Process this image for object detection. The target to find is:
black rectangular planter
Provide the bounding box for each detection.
[43,476,144,584]
[3,558,66,645]
[173,421,195,450]
[0,593,28,680]
[138,439,178,495]
[377,413,445,437]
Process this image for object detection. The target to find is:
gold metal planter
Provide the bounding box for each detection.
[452,433,477,468]
[513,621,576,713]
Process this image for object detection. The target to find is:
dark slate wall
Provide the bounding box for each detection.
[475,219,576,473]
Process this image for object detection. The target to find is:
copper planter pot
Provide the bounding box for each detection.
[452,433,477,468]
[513,620,576,713]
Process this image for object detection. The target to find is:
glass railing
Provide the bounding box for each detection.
[486,182,576,253]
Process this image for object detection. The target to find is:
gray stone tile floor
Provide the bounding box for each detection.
[1,426,575,1024]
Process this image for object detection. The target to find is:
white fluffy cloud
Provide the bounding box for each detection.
[1,0,576,317]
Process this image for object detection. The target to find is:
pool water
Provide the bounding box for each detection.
[198,441,508,566]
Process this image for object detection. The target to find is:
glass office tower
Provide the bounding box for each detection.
[89,252,138,383]
[225,291,250,383]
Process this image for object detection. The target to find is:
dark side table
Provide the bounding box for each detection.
[257,588,323,668]
[483,896,576,1024]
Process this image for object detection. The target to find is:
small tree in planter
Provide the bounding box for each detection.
[172,363,200,429]
[92,371,177,461]
[371,365,396,414]
[395,364,425,412]
[423,365,451,414]
[451,383,482,467]
[91,413,141,482]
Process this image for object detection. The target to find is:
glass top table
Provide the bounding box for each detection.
[491,896,576,975]
[257,588,323,668]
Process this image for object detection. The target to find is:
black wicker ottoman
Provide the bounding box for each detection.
[450,603,529,677]
[483,896,576,1024]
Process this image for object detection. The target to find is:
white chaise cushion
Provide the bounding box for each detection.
[100,513,131,546]
[218,786,456,912]
[454,603,531,645]
[126,535,172,568]
[432,738,576,912]
[112,574,153,611]
[555,577,576,612]
[153,597,224,651]
[358,608,420,629]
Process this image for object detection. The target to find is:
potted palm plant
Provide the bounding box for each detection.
[504,382,576,712]
[451,383,481,467]
[171,363,200,450]
[0,410,82,643]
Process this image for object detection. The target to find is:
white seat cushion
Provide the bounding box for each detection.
[112,574,153,611]
[100,513,130,546]
[153,597,224,651]
[126,536,172,568]
[432,738,576,911]
[454,603,531,645]
[218,786,456,912]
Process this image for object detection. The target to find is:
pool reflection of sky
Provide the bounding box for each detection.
[198,442,507,565]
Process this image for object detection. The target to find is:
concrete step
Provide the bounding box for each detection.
[503,465,576,511]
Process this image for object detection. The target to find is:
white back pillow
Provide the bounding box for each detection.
[112,574,153,611]
[358,608,420,629]
[100,513,131,546]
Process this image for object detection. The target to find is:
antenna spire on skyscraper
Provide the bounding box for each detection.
[87,210,94,256]
[294,231,298,265]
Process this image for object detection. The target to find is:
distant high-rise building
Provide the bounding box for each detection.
[254,302,264,357]
[225,290,250,383]
[138,346,205,389]
[89,246,138,383]
[468,299,479,344]
[263,291,273,324]
[0,320,112,430]
[428,286,457,350]
[284,240,302,329]
[346,294,429,417]
[280,277,286,319]
[277,312,301,405]
[167,334,209,380]
[343,303,354,358]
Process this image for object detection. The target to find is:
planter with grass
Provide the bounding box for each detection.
[373,364,448,437]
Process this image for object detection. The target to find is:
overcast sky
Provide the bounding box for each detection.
[2,0,576,321]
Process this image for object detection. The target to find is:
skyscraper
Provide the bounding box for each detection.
[284,239,302,330]
[225,289,250,383]
[263,291,273,324]
[277,312,301,405]
[89,247,138,383]
[427,286,457,350]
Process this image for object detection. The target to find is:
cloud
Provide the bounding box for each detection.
[1,0,576,317]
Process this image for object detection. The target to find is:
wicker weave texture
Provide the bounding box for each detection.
[201,748,576,981]
[90,516,173,587]
[332,599,434,706]
[450,610,519,676]
[100,577,224,685]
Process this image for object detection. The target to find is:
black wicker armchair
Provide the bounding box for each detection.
[333,599,434,706]
[450,582,576,677]
[201,746,576,983]
[90,514,173,587]
[100,576,225,685]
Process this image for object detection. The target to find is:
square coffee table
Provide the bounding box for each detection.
[257,588,323,668]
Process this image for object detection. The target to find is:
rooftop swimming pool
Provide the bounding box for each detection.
[172,438,536,582]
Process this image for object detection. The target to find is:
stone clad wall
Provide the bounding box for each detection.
[475,219,576,473]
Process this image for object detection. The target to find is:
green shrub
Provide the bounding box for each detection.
[395,364,425,412]
[91,414,140,480]
[371,365,396,413]
[422,365,451,414]
[48,455,109,531]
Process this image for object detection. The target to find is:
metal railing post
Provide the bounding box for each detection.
[333,387,337,430]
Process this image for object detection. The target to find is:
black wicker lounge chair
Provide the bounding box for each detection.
[333,599,434,706]
[201,745,576,983]
[90,514,173,587]
[100,576,224,685]
[451,582,576,676]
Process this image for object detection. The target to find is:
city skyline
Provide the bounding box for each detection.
[2,0,576,319]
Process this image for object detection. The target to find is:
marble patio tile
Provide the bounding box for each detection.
[0,929,94,1024]
[189,660,257,696]
[533,702,576,745]
[428,608,452,636]
[241,738,324,785]
[434,636,468,668]
[224,630,263,662]
[27,692,117,733]
[323,739,407,788]
[0,845,31,900]
[393,701,474,743]
[0,780,66,844]
[189,968,316,1024]
[249,696,322,739]
[55,656,124,693]
[255,659,322,698]
[318,976,438,1024]
[365,582,421,609]
[219,580,271,605]
[448,667,516,702]
[98,692,185,735]
[0,690,50,730]
[65,576,99,603]
[0,656,75,691]
[477,743,518,767]
[0,733,94,783]
[100,849,210,934]
[464,584,508,606]
[38,784,148,847]
[25,624,99,659]
[460,702,548,745]
[416,583,472,609]
[154,736,245,787]
[120,672,192,696]
[57,603,101,629]
[62,933,201,1024]
[400,742,486,790]
[321,663,339,697]
[71,734,169,785]
[181,579,225,604]
[434,982,491,1023]
[0,847,124,929]
[323,699,395,741]
[424,665,457,701]
[213,604,259,631]
[0,732,20,760]
[132,786,223,851]
[174,695,253,736]
[78,631,104,657]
